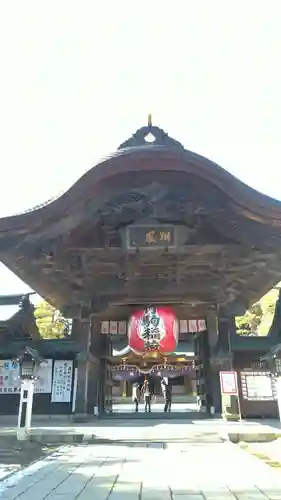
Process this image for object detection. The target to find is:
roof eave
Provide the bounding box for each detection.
[1,146,281,234]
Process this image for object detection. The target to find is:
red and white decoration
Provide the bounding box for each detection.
[128,306,179,355]
[100,321,128,335]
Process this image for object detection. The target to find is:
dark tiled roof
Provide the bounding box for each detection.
[0,339,79,357]
[232,335,278,351]
[214,335,278,354]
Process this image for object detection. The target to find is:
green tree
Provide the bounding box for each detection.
[34,300,69,339]
[236,303,263,336]
[236,284,280,336]
[257,286,279,336]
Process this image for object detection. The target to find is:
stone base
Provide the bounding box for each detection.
[222,413,240,422]
[17,427,30,441]
[228,432,281,443]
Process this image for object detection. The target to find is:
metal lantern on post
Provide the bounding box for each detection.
[18,353,35,379]
[16,346,43,441]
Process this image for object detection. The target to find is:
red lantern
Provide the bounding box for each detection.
[128,306,179,355]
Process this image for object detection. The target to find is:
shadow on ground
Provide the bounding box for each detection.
[0,436,58,467]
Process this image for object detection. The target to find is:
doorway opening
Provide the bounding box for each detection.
[112,373,198,414]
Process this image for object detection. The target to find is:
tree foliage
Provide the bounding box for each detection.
[236,285,280,336]
[34,300,70,339]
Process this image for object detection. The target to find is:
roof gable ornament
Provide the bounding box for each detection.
[117,114,184,150]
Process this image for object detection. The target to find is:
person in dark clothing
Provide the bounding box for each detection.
[161,378,172,412]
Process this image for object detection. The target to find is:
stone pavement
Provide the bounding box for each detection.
[1,439,281,499]
[242,439,281,466]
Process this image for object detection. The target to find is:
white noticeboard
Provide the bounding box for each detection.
[0,359,53,394]
[34,359,53,393]
[51,360,73,403]
[246,374,273,399]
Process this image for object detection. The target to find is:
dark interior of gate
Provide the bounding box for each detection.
[1,121,281,418]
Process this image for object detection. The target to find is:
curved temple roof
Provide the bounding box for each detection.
[0,120,281,233]
[1,119,281,314]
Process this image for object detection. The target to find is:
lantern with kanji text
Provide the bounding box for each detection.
[128,306,179,355]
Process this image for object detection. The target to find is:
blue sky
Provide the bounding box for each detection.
[0,2,280,297]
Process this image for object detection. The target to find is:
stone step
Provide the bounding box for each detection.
[103,411,208,419]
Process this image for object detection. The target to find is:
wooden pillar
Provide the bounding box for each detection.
[194,332,206,411]
[207,312,220,414]
[73,319,91,421]
[217,317,236,368]
[122,381,127,398]
[217,317,238,418]
[184,375,190,394]
[94,323,113,415]
[207,315,236,415]
[206,312,219,349]
[190,378,197,396]
[209,367,222,414]
[71,317,101,421]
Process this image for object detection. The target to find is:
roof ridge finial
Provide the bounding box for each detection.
[117,117,184,150]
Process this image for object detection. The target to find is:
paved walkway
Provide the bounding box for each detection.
[1,439,281,499]
[112,402,198,413]
[244,439,281,464]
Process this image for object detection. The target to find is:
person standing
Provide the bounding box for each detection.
[161,377,172,412]
[142,379,152,412]
[132,382,140,412]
